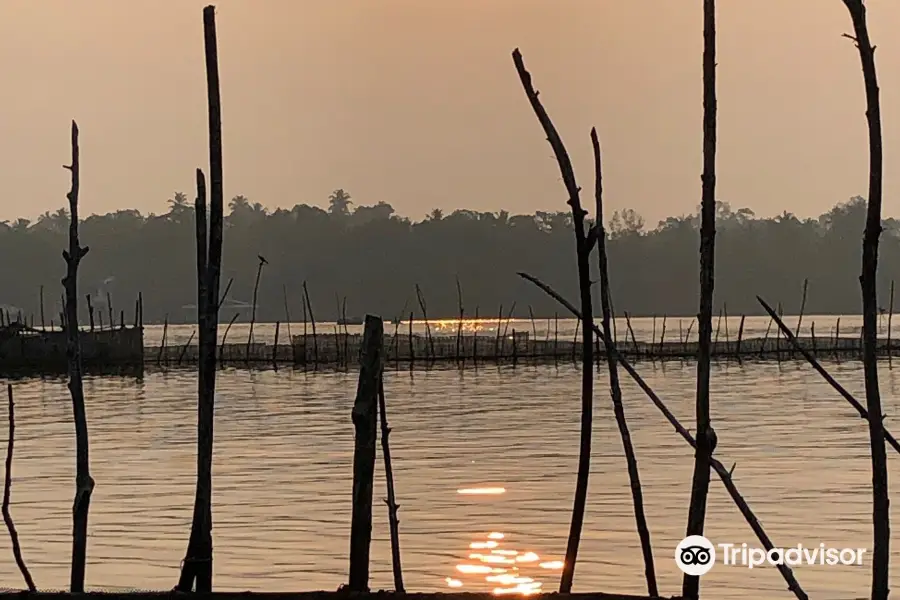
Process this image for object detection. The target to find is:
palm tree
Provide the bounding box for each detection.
[328,189,353,217]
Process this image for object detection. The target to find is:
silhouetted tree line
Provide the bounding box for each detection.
[1,190,898,324]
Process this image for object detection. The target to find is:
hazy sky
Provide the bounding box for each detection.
[1,1,898,225]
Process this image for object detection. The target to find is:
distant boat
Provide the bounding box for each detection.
[337,316,364,326]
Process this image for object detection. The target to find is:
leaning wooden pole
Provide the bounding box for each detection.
[590,128,657,596]
[683,1,717,597]
[176,5,224,592]
[512,47,594,594]
[841,2,889,597]
[3,385,36,592]
[520,272,808,600]
[758,297,900,455]
[378,376,405,592]
[62,120,94,594]
[348,315,383,591]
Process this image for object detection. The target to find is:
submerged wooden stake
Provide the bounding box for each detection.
[246,254,267,361]
[176,5,225,591]
[348,315,383,591]
[888,281,894,362]
[378,376,404,592]
[683,1,718,596]
[303,281,318,367]
[3,385,36,592]
[590,128,657,596]
[62,120,95,594]
[841,2,890,594]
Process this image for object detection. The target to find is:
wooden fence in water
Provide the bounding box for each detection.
[144,329,900,368]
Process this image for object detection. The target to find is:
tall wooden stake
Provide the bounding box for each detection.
[841,2,889,597]
[590,129,657,596]
[683,1,717,597]
[62,120,94,593]
[348,315,383,591]
[176,4,225,592]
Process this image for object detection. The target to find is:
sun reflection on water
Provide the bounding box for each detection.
[447,528,563,595]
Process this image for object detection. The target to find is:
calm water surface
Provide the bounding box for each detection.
[1,358,899,599]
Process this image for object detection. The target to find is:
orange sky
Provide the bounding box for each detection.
[0,0,898,225]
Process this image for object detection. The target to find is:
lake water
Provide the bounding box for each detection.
[0,332,898,599]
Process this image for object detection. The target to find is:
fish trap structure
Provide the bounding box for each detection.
[0,323,145,373]
[143,329,899,370]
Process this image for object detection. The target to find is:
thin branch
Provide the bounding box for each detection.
[590,128,657,596]
[3,385,36,591]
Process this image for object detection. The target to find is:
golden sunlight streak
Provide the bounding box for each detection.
[457,487,506,495]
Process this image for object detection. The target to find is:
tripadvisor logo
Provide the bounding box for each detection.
[675,535,867,574]
[676,535,716,576]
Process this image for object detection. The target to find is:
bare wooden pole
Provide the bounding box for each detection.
[590,129,657,596]
[61,120,94,594]
[219,312,239,362]
[303,281,318,367]
[348,315,383,591]
[521,272,808,599]
[178,330,196,365]
[39,286,45,331]
[499,301,517,356]
[106,291,113,330]
[659,316,667,354]
[624,311,639,355]
[736,315,746,356]
[273,321,280,366]
[513,48,594,593]
[528,305,538,358]
[456,276,464,363]
[473,306,480,364]
[86,294,94,332]
[335,294,344,366]
[841,3,889,596]
[888,280,894,362]
[3,385,35,592]
[760,313,774,358]
[176,5,224,591]
[414,284,435,360]
[157,316,169,364]
[282,284,293,349]
[408,312,415,365]
[378,377,404,592]
[246,254,267,361]
[795,278,809,337]
[684,1,717,596]
[494,304,503,358]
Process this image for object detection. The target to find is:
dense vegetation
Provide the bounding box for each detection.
[1,191,898,324]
